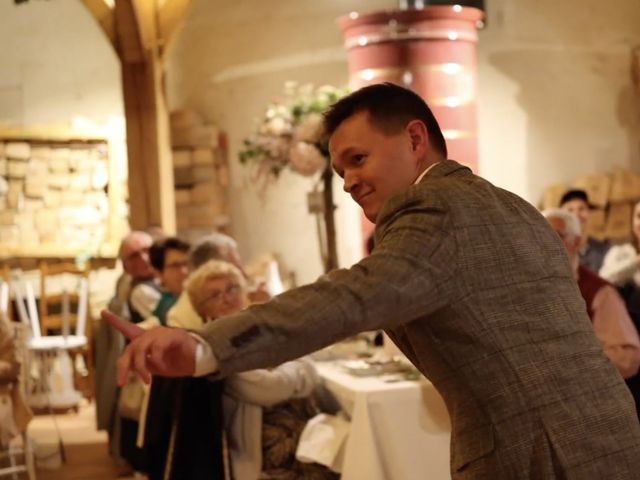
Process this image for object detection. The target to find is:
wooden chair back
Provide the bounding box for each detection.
[38,261,90,337]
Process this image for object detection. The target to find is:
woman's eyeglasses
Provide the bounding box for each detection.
[199,283,242,306]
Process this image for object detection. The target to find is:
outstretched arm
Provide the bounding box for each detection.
[105,191,455,384]
[199,199,455,378]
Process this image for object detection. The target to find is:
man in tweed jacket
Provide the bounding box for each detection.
[105,83,640,478]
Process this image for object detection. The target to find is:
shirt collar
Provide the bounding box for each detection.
[413,162,440,185]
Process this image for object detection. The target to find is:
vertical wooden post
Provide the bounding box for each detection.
[114,0,175,233]
[82,0,193,235]
[322,166,339,272]
[119,59,175,233]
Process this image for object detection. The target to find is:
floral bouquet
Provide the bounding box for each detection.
[239,82,348,185]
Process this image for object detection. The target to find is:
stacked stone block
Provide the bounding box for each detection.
[169,110,230,239]
[0,139,110,251]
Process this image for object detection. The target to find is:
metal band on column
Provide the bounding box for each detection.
[337,6,484,172]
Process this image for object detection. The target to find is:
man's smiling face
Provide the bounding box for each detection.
[329,111,422,223]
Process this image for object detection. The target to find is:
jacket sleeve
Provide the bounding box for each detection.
[199,190,458,378]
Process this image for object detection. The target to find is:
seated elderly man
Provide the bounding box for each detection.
[98,230,157,475]
[544,208,640,378]
[108,231,156,319]
[559,189,609,272]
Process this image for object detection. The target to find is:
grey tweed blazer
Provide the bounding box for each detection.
[201,160,640,479]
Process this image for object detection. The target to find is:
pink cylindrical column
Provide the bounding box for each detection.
[337,6,484,172]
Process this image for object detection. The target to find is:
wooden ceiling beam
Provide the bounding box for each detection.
[158,0,192,57]
[80,0,115,47]
[132,0,158,55]
[83,0,194,66]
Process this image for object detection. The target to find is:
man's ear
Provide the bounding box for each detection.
[405,119,429,156]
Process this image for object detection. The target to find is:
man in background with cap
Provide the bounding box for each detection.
[560,188,610,272]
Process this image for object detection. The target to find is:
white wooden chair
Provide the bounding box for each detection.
[11,279,86,411]
[38,261,94,402]
[12,279,88,350]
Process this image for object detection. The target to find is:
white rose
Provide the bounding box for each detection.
[289,142,326,177]
[294,113,324,143]
[261,116,292,136]
[258,136,289,159]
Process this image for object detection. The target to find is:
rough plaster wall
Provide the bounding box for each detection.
[166,0,394,285]
[0,1,123,127]
[478,0,640,205]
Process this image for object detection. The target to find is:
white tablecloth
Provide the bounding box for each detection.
[315,361,451,480]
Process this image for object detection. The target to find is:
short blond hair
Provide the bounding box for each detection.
[185,259,247,310]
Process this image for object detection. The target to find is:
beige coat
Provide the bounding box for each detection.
[201,161,640,479]
[222,358,319,480]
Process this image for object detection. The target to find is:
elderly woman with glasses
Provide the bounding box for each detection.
[186,259,337,480]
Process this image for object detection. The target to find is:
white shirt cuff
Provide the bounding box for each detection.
[188,332,219,376]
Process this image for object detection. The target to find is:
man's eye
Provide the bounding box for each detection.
[353,155,365,164]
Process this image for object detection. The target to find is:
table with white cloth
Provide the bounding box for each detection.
[314,361,452,480]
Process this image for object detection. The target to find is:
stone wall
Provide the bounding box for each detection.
[0,139,110,254]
